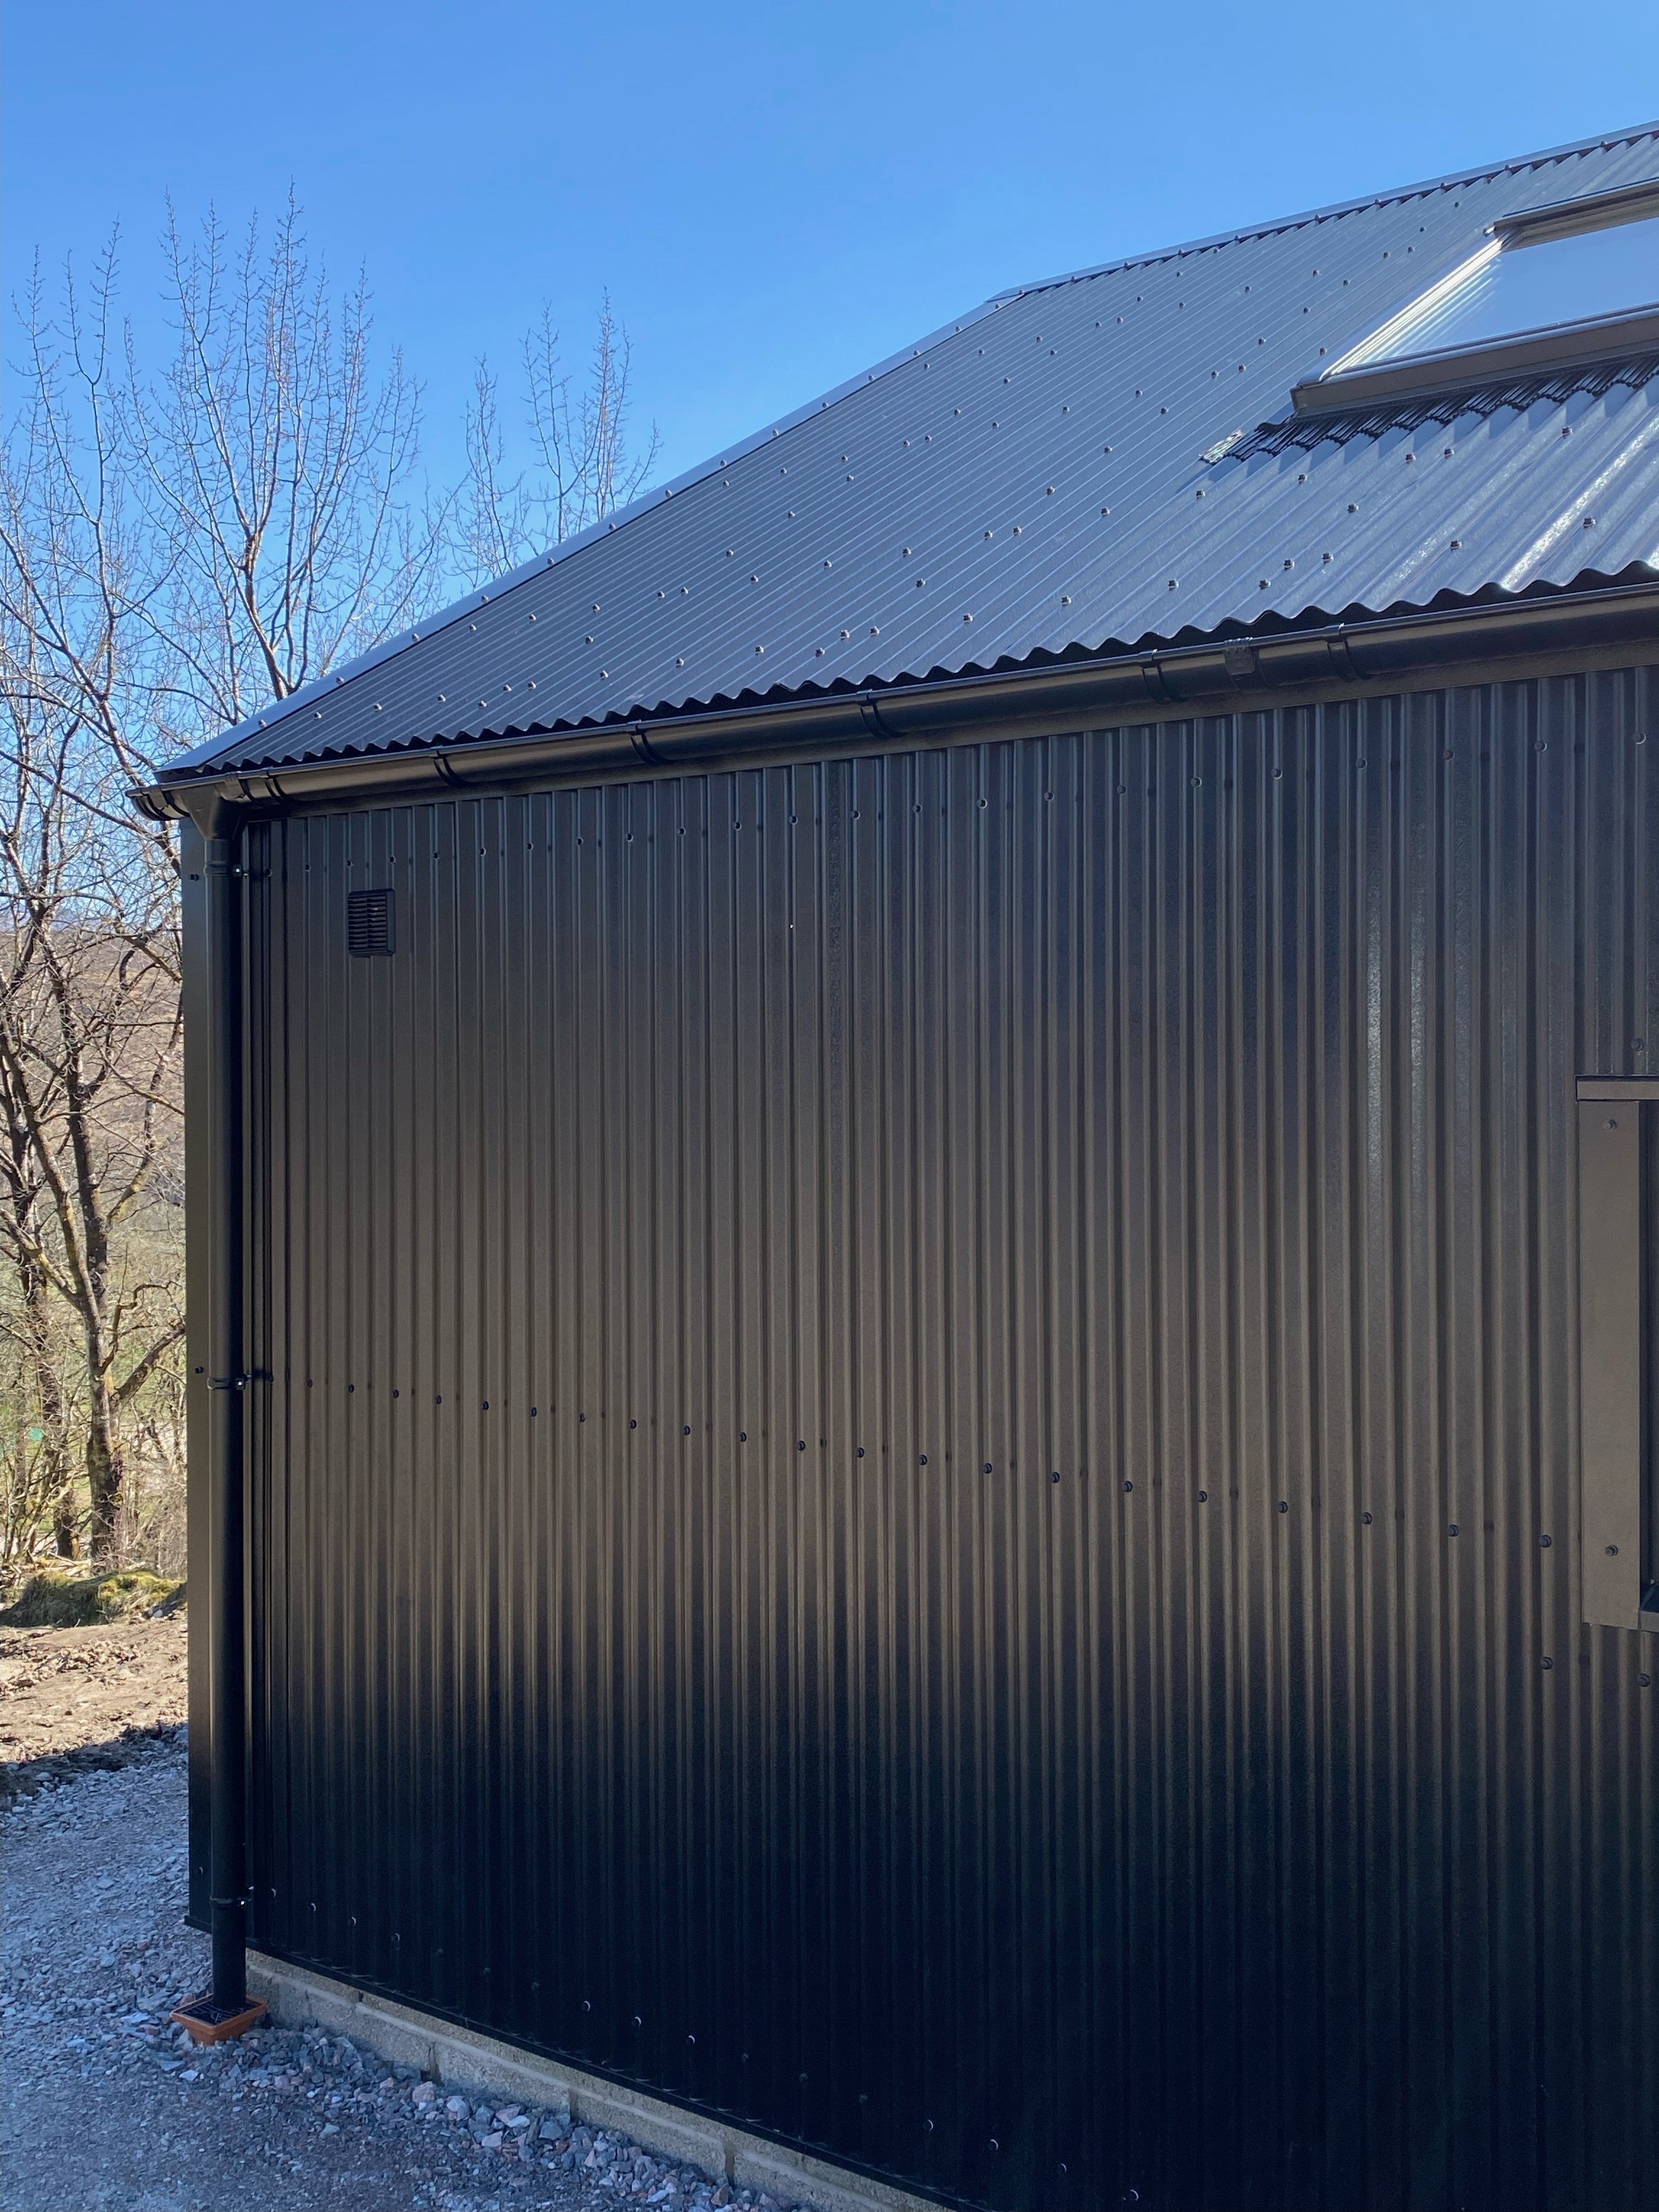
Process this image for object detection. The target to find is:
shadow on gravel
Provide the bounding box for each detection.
[1,1720,187,1808]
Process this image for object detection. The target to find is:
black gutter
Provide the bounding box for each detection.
[135,580,1659,822]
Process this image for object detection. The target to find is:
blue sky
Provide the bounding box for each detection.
[6,0,1656,499]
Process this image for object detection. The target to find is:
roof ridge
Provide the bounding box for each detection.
[1007,119,1659,298]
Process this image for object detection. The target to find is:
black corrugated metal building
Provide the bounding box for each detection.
[144,127,1659,2212]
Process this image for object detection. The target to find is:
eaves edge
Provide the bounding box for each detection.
[137,578,1659,826]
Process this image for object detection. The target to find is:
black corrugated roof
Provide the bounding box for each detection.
[164,123,1659,786]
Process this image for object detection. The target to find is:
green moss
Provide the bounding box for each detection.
[0,1568,184,1627]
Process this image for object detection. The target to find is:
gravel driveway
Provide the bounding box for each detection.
[1,1746,809,2212]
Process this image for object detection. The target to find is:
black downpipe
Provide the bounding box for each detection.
[199,808,247,2012]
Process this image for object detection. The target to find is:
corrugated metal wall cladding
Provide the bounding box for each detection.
[201,134,1659,780]
[245,663,1657,2212]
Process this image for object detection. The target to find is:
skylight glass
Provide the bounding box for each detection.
[1291,185,1659,410]
[1375,212,1659,362]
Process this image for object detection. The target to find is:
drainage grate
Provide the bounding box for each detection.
[347,888,395,957]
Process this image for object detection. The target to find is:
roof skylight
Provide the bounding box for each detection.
[1294,178,1659,413]
[1389,215,1655,354]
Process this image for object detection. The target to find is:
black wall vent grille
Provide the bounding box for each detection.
[346,888,394,957]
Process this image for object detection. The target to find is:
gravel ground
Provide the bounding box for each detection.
[1,1745,815,2212]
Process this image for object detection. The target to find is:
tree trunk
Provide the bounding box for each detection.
[5,1158,77,1555]
[85,1380,124,1560]
[52,1483,78,1558]
[29,1269,75,1557]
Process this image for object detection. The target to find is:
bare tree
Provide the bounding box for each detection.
[126,197,448,737]
[1,1070,75,1562]
[0,256,178,1556]
[456,292,659,583]
[2,198,657,1568]
[0,205,449,1560]
[0,714,182,1557]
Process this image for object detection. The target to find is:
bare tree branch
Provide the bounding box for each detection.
[456,292,660,583]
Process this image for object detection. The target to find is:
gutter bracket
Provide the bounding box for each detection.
[1139,657,1180,707]
[857,691,901,743]
[628,720,667,769]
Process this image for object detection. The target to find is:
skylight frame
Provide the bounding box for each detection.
[1291,176,1659,416]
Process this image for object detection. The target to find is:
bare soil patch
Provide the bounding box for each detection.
[0,1616,188,1804]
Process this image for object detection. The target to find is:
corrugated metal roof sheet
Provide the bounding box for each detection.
[168,125,1659,783]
